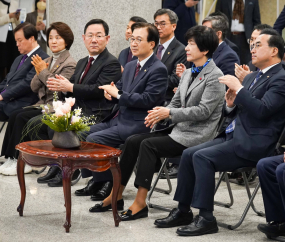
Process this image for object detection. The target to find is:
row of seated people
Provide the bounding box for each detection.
[0,8,284,239]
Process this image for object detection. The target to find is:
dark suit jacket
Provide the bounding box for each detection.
[0,47,48,116]
[163,0,196,46]
[274,5,285,35]
[224,38,239,56]
[155,37,187,101]
[118,47,137,68]
[215,0,261,40]
[69,48,121,121]
[104,54,168,141]
[213,41,240,76]
[219,63,285,161]
[25,11,47,52]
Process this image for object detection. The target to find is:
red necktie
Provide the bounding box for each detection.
[134,62,141,79]
[79,57,94,84]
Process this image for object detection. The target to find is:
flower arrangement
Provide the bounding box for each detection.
[41,95,96,133]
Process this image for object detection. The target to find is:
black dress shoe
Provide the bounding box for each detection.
[47,169,82,187]
[89,199,124,212]
[120,206,148,221]
[75,179,103,196]
[154,208,193,228]
[258,222,285,237]
[176,215,218,236]
[91,181,113,201]
[37,166,60,184]
[160,165,179,179]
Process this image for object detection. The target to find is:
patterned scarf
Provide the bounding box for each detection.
[232,0,244,24]
[191,58,212,74]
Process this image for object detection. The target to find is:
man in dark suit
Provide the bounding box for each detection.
[75,22,168,202]
[274,5,285,35]
[163,0,197,46]
[0,22,48,121]
[216,0,261,65]
[154,29,285,236]
[154,8,187,102]
[118,16,147,69]
[203,15,240,76]
[38,19,122,187]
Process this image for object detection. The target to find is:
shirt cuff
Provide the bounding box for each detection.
[225,104,236,113]
[117,94,121,99]
[236,86,244,94]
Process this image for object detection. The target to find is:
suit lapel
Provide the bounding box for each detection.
[49,50,70,73]
[128,54,155,92]
[228,0,233,17]
[126,61,138,92]
[74,57,88,84]
[161,38,176,64]
[213,42,224,61]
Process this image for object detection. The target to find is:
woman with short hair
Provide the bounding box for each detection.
[0,22,76,176]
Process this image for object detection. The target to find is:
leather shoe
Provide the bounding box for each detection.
[160,165,179,179]
[89,199,124,212]
[47,169,81,187]
[176,215,218,236]
[91,181,113,201]
[257,222,285,237]
[120,206,148,221]
[154,208,193,228]
[75,179,103,196]
[37,166,61,184]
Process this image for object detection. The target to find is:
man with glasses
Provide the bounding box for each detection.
[38,19,122,187]
[154,8,187,103]
[75,22,168,204]
[155,28,285,237]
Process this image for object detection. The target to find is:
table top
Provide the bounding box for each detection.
[16,140,121,160]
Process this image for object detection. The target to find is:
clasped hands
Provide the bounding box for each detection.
[31,54,48,75]
[145,107,170,129]
[47,74,73,92]
[99,82,119,101]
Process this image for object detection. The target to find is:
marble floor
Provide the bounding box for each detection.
[0,123,271,242]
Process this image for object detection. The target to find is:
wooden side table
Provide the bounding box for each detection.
[16,140,122,233]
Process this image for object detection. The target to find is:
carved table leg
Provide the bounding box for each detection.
[110,158,121,227]
[17,152,26,216]
[62,161,72,233]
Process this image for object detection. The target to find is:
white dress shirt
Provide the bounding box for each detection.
[159,36,175,59]
[231,0,245,32]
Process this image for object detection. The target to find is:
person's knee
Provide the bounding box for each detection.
[257,157,271,174]
[180,148,196,167]
[276,163,285,182]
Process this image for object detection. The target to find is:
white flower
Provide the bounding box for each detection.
[71,116,80,124]
[53,100,63,109]
[74,108,82,117]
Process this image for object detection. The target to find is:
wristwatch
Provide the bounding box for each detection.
[118,90,123,95]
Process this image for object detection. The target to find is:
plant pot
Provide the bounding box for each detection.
[52,131,81,149]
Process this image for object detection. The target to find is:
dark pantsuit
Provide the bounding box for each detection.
[1,108,42,159]
[120,130,186,190]
[80,117,125,182]
[257,155,285,222]
[174,133,257,211]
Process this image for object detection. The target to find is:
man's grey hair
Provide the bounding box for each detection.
[154,8,178,24]
[202,15,229,40]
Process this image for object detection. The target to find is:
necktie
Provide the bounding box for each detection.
[79,57,94,84]
[156,45,164,60]
[134,62,141,79]
[127,49,133,63]
[225,71,263,134]
[17,54,28,70]
[233,0,245,23]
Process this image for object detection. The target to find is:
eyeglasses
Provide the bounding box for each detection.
[154,22,171,28]
[129,37,143,44]
[85,34,106,40]
[250,43,269,51]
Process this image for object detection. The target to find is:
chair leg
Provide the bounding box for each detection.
[147,158,172,212]
[217,181,262,230]
[242,172,265,217]
[214,172,234,208]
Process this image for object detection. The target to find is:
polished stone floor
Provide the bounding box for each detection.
[0,123,270,242]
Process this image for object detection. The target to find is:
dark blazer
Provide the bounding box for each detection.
[224,38,239,56]
[274,5,285,35]
[69,48,121,121]
[104,54,168,141]
[163,0,196,46]
[155,37,187,101]
[25,11,47,52]
[215,0,261,40]
[0,47,48,116]
[220,63,285,161]
[213,41,240,76]
[118,47,137,68]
